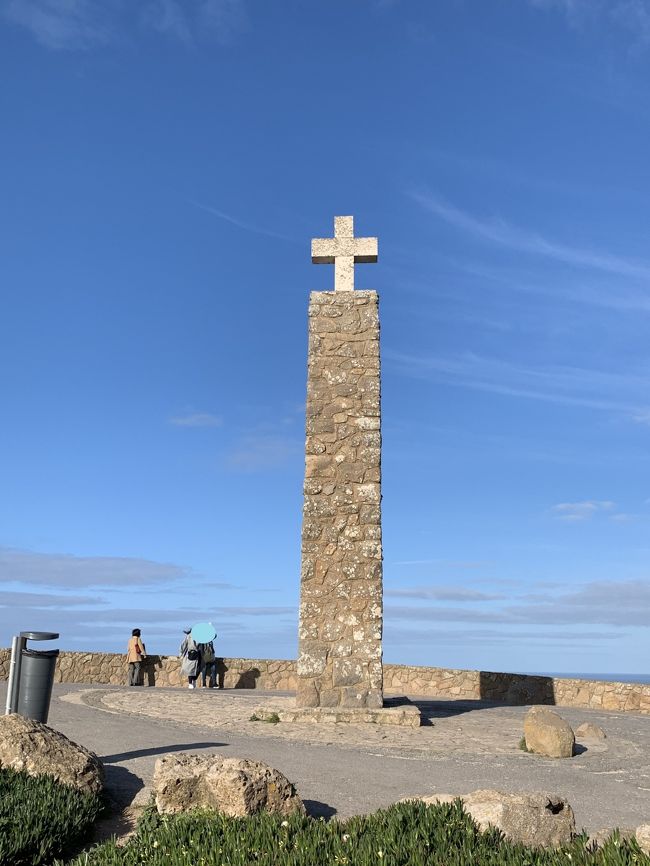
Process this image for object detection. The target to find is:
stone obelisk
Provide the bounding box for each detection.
[296,216,383,709]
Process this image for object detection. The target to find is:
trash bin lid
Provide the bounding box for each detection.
[20,631,59,641]
[21,648,60,659]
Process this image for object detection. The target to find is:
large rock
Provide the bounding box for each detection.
[406,790,575,849]
[588,827,635,849]
[152,753,305,817]
[574,722,606,740]
[524,706,575,758]
[0,713,104,795]
[636,825,650,854]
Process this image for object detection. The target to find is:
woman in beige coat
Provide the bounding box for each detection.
[127,628,146,686]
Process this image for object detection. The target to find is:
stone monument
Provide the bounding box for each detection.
[296,216,383,709]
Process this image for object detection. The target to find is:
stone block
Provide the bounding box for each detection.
[254,704,421,727]
[296,643,327,677]
[332,659,364,687]
[406,790,575,849]
[524,707,575,758]
[153,754,305,818]
[636,825,650,854]
[0,714,104,795]
[296,680,319,708]
[575,722,606,740]
[340,687,369,707]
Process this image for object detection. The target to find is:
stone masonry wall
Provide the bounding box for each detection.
[0,649,648,714]
[382,664,650,714]
[297,290,383,709]
[0,650,295,690]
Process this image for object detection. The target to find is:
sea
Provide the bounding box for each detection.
[522,672,650,685]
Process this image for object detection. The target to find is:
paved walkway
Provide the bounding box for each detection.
[3,683,650,833]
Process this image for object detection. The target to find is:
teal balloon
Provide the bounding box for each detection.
[191,622,217,642]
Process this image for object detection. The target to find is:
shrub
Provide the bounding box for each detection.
[61,799,650,865]
[249,712,280,723]
[0,766,102,866]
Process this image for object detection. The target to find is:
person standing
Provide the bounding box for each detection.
[127,628,146,686]
[199,639,216,688]
[179,628,201,689]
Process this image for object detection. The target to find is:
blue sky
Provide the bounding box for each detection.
[1,0,649,676]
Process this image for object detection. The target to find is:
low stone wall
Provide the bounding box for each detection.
[0,650,296,691]
[383,665,650,714]
[1,649,648,714]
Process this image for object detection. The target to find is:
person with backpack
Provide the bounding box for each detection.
[199,639,217,689]
[179,628,201,689]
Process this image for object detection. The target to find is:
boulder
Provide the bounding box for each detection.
[574,722,606,740]
[588,828,635,849]
[402,793,456,806]
[152,753,305,817]
[636,824,650,854]
[0,712,104,795]
[404,790,575,848]
[524,706,575,758]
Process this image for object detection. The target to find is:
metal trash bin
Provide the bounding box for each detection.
[17,648,59,723]
[4,631,59,723]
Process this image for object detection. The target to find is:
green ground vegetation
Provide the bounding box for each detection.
[0,767,102,866]
[60,800,650,866]
[249,712,280,724]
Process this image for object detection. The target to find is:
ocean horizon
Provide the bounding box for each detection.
[522,672,650,685]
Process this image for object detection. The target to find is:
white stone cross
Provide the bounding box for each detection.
[311,216,378,292]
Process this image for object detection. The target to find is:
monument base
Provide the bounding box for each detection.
[253,700,421,728]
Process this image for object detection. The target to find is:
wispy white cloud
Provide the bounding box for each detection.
[0,596,295,653]
[454,261,650,316]
[143,0,245,44]
[1,0,246,50]
[386,586,504,601]
[529,0,594,18]
[508,579,650,626]
[141,0,192,43]
[189,200,296,242]
[2,0,114,50]
[100,605,295,620]
[0,547,193,588]
[169,411,223,428]
[609,512,638,523]
[386,604,508,624]
[410,191,650,280]
[197,0,245,44]
[530,0,650,44]
[550,500,616,521]
[385,624,621,648]
[390,559,487,568]
[0,589,102,607]
[386,349,650,419]
[225,434,300,472]
[387,578,650,627]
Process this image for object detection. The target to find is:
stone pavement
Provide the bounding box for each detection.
[2,683,649,833]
